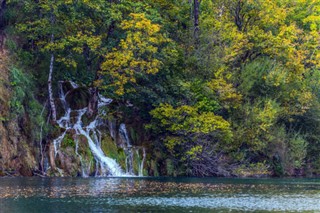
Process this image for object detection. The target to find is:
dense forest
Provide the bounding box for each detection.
[1,0,320,177]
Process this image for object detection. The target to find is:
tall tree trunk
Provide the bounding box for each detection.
[83,44,90,72]
[48,7,57,122]
[0,0,6,52]
[87,87,98,118]
[48,52,57,122]
[0,0,6,30]
[234,0,244,31]
[49,142,56,170]
[193,0,200,42]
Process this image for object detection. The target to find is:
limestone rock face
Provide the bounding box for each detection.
[0,51,37,176]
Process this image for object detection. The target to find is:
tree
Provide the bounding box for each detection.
[97,13,170,96]
[148,103,233,176]
[193,0,200,41]
[0,0,6,29]
[15,0,109,121]
[0,0,6,51]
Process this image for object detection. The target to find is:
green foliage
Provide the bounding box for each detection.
[148,103,233,175]
[234,162,271,177]
[231,99,281,153]
[5,38,18,52]
[288,135,308,169]
[9,67,30,115]
[181,80,222,112]
[165,159,175,176]
[62,134,76,149]
[6,0,320,177]
[8,65,48,147]
[150,104,231,136]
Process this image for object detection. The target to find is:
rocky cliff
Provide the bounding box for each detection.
[0,50,37,176]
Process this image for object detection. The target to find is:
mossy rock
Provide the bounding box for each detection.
[150,160,159,177]
[61,134,76,149]
[46,167,65,177]
[101,134,126,170]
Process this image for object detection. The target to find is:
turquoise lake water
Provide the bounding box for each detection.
[1,177,320,212]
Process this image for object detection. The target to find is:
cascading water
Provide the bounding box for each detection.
[119,124,131,148]
[108,120,117,140]
[137,147,146,177]
[119,124,134,175]
[118,124,146,176]
[53,81,124,177]
[74,135,91,178]
[43,156,50,173]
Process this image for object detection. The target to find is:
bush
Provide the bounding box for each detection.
[9,67,30,115]
[9,66,48,145]
[289,135,308,169]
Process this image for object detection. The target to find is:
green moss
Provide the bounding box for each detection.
[101,134,126,170]
[86,146,93,161]
[132,150,143,175]
[132,151,138,174]
[61,134,76,149]
[0,116,7,121]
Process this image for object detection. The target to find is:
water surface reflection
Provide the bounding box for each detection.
[1,177,320,212]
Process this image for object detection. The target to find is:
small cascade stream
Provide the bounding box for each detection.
[118,123,146,176]
[53,81,124,177]
[119,124,134,175]
[137,147,146,177]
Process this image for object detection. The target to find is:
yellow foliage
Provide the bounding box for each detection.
[207,77,242,109]
[202,0,320,116]
[150,103,232,137]
[150,103,233,157]
[99,13,169,95]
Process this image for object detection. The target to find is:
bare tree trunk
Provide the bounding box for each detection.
[194,0,200,42]
[87,87,98,118]
[0,0,6,52]
[48,52,57,122]
[48,6,57,123]
[49,142,56,169]
[0,0,6,30]
[234,0,243,31]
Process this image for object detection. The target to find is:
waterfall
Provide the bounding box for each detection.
[52,81,147,177]
[75,136,91,178]
[119,124,134,175]
[53,131,67,157]
[53,81,124,177]
[108,120,117,140]
[43,156,50,173]
[119,124,131,148]
[139,148,146,177]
